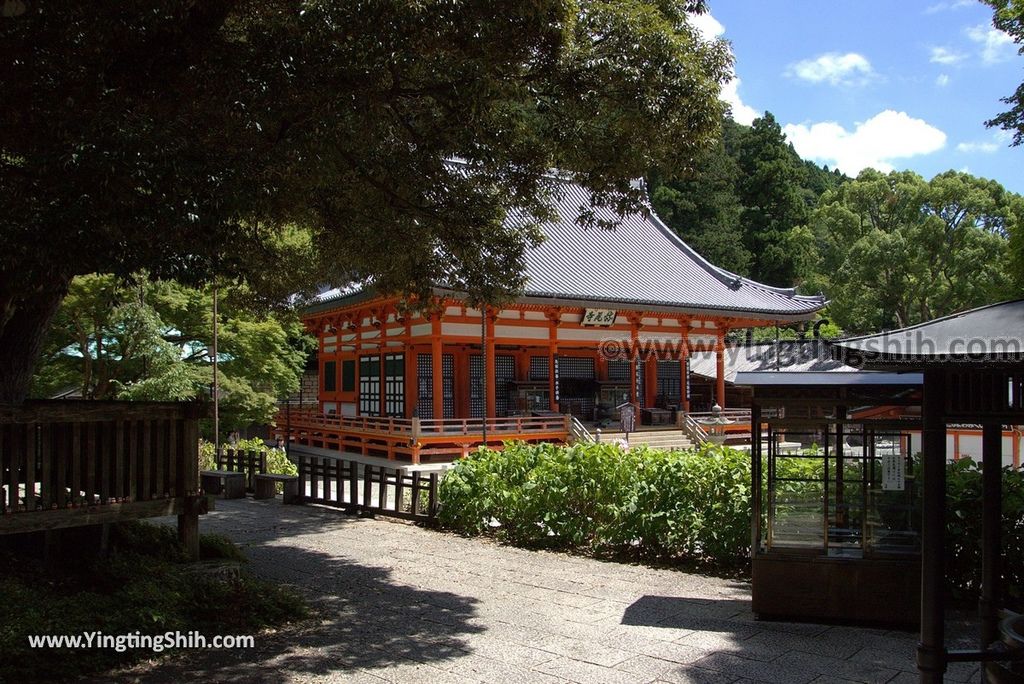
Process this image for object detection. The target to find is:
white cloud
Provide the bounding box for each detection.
[966,24,1015,64]
[925,0,974,14]
[936,73,951,86]
[721,77,759,126]
[929,46,966,65]
[688,11,761,125]
[956,140,999,153]
[782,110,947,175]
[688,12,724,41]
[788,52,874,86]
[957,130,1011,153]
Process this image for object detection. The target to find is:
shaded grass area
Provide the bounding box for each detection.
[0,521,307,683]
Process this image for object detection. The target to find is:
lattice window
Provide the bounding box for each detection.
[469,355,484,418]
[559,356,595,378]
[495,355,516,417]
[416,353,433,419]
[359,356,381,416]
[607,360,630,381]
[657,359,682,406]
[383,354,405,417]
[529,355,549,381]
[416,353,454,418]
[442,353,455,419]
[558,356,596,418]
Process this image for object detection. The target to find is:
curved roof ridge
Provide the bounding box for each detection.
[834,298,1024,343]
[642,197,822,302]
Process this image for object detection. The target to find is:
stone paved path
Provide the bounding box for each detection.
[126,499,981,683]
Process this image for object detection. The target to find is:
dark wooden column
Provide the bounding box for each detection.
[750,400,762,555]
[918,370,947,683]
[980,421,1002,650]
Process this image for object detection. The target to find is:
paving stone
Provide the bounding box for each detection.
[535,656,651,684]
[691,651,819,684]
[119,499,964,684]
[772,650,899,684]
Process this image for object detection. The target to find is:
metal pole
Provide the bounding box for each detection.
[918,370,947,683]
[980,421,1002,652]
[212,282,219,456]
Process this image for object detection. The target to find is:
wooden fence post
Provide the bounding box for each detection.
[177,415,200,560]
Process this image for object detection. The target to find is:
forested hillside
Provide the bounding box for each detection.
[649,113,1024,335]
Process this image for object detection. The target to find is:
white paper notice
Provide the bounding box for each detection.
[882,452,905,491]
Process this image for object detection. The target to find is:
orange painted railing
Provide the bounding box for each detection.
[276,408,570,464]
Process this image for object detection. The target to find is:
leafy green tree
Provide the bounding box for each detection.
[0,1,733,401]
[32,274,311,429]
[800,169,1019,333]
[735,113,812,286]
[984,0,1024,144]
[650,118,750,273]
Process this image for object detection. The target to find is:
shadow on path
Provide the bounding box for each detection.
[109,503,483,682]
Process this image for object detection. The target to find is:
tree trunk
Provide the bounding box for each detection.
[0,287,67,402]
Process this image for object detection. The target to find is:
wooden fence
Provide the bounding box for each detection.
[0,400,210,557]
[215,447,268,492]
[294,452,439,522]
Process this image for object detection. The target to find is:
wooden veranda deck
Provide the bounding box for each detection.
[279,408,571,463]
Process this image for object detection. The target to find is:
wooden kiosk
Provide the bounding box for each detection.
[738,370,924,627]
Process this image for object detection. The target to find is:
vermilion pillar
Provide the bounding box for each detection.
[715,343,726,408]
[485,310,496,417]
[431,314,443,420]
[644,353,658,408]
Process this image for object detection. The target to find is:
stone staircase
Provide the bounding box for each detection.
[597,429,694,452]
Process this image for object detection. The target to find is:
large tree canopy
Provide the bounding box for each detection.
[32,274,311,429]
[0,1,733,400]
[797,169,1022,333]
[649,112,845,284]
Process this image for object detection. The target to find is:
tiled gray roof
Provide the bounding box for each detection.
[831,299,1024,367]
[310,167,826,319]
[519,176,824,318]
[689,341,849,383]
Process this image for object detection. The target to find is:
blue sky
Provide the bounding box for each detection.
[696,1,1024,193]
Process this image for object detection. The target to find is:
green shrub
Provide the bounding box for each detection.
[942,457,1024,609]
[199,437,298,477]
[439,441,752,566]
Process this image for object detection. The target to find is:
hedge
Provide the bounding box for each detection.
[438,441,1024,607]
[438,441,752,566]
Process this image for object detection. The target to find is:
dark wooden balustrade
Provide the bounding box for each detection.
[0,400,210,558]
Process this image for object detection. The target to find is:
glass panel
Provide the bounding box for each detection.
[769,432,826,550]
[866,432,920,556]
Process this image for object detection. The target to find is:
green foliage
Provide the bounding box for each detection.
[942,458,1024,607]
[438,441,752,567]
[984,0,1024,145]
[32,274,312,432]
[0,1,733,401]
[199,438,298,478]
[649,112,848,287]
[0,521,306,682]
[800,169,1021,333]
